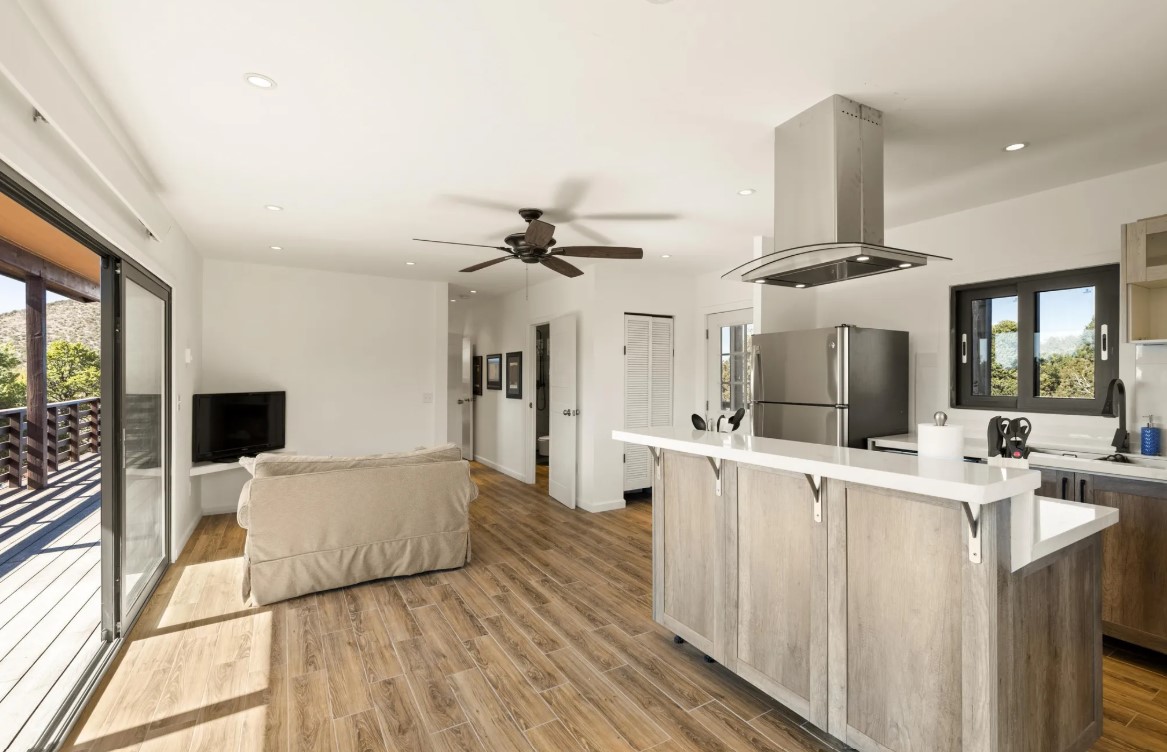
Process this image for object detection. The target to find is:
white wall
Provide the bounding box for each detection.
[201,260,449,455]
[461,266,700,511]
[0,5,204,558]
[809,159,1167,448]
[198,260,450,513]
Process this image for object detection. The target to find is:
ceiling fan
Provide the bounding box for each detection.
[413,208,644,278]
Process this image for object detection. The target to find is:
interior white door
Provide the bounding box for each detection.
[549,313,577,508]
[447,333,463,451]
[706,309,754,432]
[461,337,474,460]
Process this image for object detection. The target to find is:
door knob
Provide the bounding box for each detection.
[562,409,571,416]
[457,399,464,404]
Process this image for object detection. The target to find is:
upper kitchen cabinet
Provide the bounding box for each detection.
[1123,212,1167,342]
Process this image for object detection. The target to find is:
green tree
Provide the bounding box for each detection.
[0,343,26,409]
[990,319,1018,396]
[46,341,100,402]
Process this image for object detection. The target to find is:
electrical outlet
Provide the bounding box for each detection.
[422,392,434,404]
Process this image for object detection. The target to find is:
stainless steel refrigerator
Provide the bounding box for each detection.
[751,325,908,448]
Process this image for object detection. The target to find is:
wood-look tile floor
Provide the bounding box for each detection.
[61,463,1167,752]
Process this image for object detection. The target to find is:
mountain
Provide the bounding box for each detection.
[0,300,101,363]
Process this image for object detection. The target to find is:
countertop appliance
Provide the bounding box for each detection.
[751,325,908,448]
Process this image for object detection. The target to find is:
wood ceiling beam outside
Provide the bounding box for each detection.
[0,236,99,302]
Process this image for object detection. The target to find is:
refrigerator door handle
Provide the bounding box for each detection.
[837,407,848,447]
[752,345,763,404]
[752,402,763,436]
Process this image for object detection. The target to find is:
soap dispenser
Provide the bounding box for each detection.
[1142,415,1161,457]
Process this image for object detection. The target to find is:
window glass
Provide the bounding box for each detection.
[970,295,1018,397]
[719,323,754,412]
[1036,286,1095,399]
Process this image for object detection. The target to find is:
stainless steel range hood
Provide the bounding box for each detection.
[724,95,949,288]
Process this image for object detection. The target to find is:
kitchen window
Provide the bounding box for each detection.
[952,265,1119,415]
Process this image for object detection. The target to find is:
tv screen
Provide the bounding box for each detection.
[193,391,286,462]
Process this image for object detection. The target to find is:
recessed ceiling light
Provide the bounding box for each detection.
[245,73,276,89]
[754,280,766,285]
[738,188,756,196]
[405,261,416,266]
[855,255,871,262]
[1004,142,1027,152]
[898,262,913,268]
[470,290,477,294]
[450,299,456,303]
[661,254,671,259]
[265,204,283,212]
[269,245,282,251]
[646,0,674,4]
[795,283,807,289]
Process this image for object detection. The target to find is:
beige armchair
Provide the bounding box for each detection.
[237,444,477,605]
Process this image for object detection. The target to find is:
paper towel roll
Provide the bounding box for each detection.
[918,423,965,460]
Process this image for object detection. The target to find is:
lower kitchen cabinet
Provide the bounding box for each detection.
[732,465,826,723]
[654,450,727,657]
[1080,473,1167,652]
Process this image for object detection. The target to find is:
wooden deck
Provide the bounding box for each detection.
[0,456,102,752]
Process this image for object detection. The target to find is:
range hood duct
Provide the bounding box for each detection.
[724,95,948,288]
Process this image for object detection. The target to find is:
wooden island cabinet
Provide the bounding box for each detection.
[621,427,1120,752]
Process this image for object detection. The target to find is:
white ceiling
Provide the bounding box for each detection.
[34,0,1167,295]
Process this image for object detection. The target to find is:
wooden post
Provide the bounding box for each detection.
[68,401,81,462]
[26,275,47,489]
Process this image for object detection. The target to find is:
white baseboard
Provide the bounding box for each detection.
[473,456,526,483]
[577,498,626,513]
[172,513,200,562]
[201,498,240,515]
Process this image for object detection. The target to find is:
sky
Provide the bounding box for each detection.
[990,285,1096,356]
[0,275,68,314]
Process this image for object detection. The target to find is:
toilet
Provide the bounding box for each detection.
[537,435,550,456]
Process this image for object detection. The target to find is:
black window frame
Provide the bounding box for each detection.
[951,264,1120,415]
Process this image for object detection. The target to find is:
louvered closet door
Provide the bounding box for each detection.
[624,314,673,492]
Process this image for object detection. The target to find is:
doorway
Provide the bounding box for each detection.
[526,313,577,508]
[534,323,550,491]
[706,308,754,432]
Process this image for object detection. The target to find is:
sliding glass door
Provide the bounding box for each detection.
[100,258,170,639]
[119,267,168,619]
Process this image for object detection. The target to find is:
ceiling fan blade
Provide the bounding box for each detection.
[460,256,513,273]
[414,238,509,250]
[568,222,612,245]
[576,212,679,221]
[525,218,556,249]
[554,246,643,259]
[440,195,517,213]
[540,256,584,278]
[552,177,589,213]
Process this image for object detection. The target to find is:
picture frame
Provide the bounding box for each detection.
[486,354,502,390]
[506,351,523,399]
[472,355,483,396]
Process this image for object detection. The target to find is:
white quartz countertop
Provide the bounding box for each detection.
[1012,495,1119,572]
[870,433,1167,483]
[614,427,1039,504]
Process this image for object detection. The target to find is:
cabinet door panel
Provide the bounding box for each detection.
[1087,474,1167,645]
[659,451,721,650]
[736,466,816,705]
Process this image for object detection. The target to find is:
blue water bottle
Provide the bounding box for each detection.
[1142,415,1161,457]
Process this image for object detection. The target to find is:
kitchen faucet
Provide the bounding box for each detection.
[1102,378,1130,453]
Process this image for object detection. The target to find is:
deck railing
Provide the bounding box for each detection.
[0,397,101,488]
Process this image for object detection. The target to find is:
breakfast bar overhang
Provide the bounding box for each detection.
[614,427,1119,752]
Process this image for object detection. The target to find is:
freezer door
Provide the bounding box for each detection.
[753,403,846,446]
[752,328,842,405]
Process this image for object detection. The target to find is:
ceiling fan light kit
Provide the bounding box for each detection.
[413,207,645,278]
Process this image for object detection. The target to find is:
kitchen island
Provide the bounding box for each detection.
[613,427,1119,752]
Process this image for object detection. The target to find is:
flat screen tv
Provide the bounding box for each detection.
[193,391,286,462]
